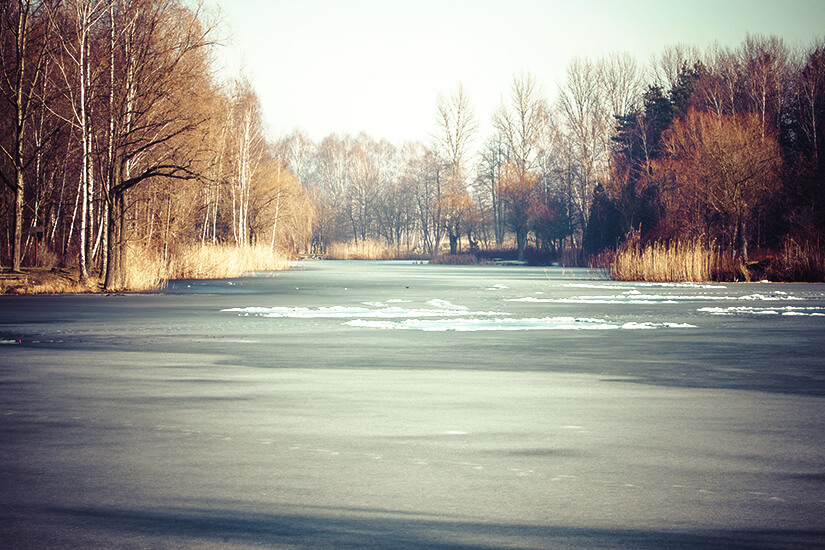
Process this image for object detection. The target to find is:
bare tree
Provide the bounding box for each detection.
[649,43,701,93]
[557,57,608,233]
[434,82,477,253]
[103,0,218,289]
[741,34,791,137]
[599,51,645,122]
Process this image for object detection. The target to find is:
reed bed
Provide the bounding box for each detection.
[116,243,291,291]
[166,244,291,280]
[606,237,739,282]
[325,239,403,260]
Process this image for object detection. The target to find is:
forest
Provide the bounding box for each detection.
[2,0,824,289]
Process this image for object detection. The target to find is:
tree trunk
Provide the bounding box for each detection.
[12,174,23,271]
[449,232,458,255]
[104,192,121,290]
[517,228,526,262]
[736,217,748,264]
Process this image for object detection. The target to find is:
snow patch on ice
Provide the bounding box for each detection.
[486,284,509,290]
[345,317,696,332]
[698,306,825,317]
[565,282,727,290]
[426,299,468,310]
[222,302,504,319]
[508,292,804,305]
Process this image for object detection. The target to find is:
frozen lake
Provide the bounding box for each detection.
[2,260,825,548]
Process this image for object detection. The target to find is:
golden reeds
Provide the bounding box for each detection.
[606,235,739,282]
[165,244,291,280]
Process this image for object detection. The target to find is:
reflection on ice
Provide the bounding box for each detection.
[345,317,697,331]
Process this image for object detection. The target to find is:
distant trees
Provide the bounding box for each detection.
[587,34,825,272]
[3,24,824,277]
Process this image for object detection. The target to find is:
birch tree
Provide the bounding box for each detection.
[48,0,110,281]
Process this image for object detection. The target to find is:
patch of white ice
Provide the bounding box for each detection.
[698,306,825,317]
[344,317,696,331]
[564,282,727,290]
[222,302,505,319]
[508,292,803,305]
[426,299,468,310]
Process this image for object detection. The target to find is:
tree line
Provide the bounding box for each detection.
[3,1,823,285]
[287,36,824,269]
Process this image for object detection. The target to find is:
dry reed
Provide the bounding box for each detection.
[167,244,291,279]
[114,243,291,291]
[607,236,738,282]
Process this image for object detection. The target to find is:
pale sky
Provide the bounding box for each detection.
[210,0,825,145]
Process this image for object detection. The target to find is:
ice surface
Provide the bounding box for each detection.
[4,261,825,549]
